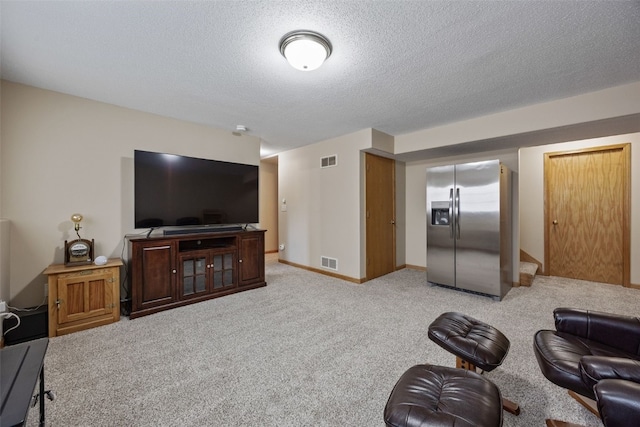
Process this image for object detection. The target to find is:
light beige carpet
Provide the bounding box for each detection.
[28,256,639,426]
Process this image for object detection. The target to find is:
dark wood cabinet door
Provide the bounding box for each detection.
[238,234,264,286]
[133,241,176,312]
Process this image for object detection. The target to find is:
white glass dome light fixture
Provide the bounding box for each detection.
[279,30,332,71]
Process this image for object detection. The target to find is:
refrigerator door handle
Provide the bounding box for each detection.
[448,188,454,239]
[455,188,461,240]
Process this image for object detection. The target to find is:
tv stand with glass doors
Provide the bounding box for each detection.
[128,229,266,319]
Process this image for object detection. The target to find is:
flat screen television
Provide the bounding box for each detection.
[134,150,259,229]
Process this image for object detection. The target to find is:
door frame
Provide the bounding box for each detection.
[543,143,631,286]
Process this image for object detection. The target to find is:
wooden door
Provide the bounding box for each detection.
[544,144,630,286]
[365,153,396,280]
[57,270,114,324]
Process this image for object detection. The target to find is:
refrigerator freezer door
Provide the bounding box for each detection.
[426,165,455,287]
[454,160,502,296]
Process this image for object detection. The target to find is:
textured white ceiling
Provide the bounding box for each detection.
[2,1,639,157]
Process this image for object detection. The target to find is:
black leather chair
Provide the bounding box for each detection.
[534,308,640,426]
[595,379,640,427]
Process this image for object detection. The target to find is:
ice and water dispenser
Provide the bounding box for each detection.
[431,201,450,225]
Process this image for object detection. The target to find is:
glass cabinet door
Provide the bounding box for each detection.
[180,254,208,297]
[211,252,235,291]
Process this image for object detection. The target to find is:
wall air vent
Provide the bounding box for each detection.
[321,256,338,271]
[321,155,338,168]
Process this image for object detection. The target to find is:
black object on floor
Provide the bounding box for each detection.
[3,305,48,345]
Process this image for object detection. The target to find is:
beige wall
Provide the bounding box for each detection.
[371,128,395,154]
[394,160,406,268]
[520,132,640,284]
[278,129,372,279]
[259,158,278,252]
[395,82,640,155]
[278,128,405,280]
[0,220,9,303]
[1,81,261,307]
[0,81,8,302]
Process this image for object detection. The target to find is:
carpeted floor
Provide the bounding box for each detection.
[28,255,640,426]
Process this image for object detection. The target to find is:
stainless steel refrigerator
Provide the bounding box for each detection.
[426,160,512,300]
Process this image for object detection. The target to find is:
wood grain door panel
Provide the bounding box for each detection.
[239,234,264,285]
[57,271,113,323]
[137,243,175,308]
[545,144,630,285]
[365,153,395,280]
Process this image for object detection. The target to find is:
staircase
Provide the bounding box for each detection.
[519,262,539,287]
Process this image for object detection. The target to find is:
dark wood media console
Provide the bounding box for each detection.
[128,229,266,319]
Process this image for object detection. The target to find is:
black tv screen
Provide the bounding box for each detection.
[134,150,259,228]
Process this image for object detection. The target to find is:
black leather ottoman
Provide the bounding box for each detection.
[428,312,520,415]
[384,364,503,427]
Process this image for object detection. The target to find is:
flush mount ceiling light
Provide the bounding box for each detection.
[279,30,332,71]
